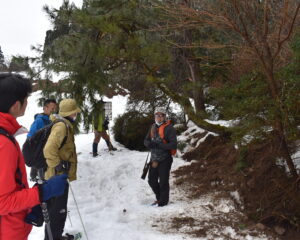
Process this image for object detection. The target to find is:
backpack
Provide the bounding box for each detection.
[0,128,25,188]
[22,120,68,169]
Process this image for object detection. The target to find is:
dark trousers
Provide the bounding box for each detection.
[148,158,173,206]
[45,183,69,240]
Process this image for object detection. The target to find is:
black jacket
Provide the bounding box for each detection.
[144,121,177,162]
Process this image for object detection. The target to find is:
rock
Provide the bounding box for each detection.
[256,223,266,230]
[274,226,286,235]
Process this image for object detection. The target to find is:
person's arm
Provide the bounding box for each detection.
[44,122,67,169]
[27,118,44,137]
[0,138,40,215]
[157,126,177,150]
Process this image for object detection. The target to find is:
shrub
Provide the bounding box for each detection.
[112,111,153,151]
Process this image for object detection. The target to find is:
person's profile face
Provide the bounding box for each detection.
[19,97,28,117]
[44,102,57,115]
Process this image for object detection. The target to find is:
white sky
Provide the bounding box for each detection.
[0,0,83,58]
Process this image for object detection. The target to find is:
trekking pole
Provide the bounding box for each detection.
[68,180,89,240]
[141,152,150,180]
[67,210,73,227]
[37,170,54,240]
[41,202,53,240]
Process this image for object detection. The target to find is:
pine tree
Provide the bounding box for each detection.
[0,46,7,71]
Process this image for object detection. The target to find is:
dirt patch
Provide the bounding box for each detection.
[172,134,300,239]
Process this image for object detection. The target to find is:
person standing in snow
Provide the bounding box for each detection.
[0,73,68,240]
[144,107,177,207]
[27,99,57,181]
[92,99,117,157]
[43,98,81,240]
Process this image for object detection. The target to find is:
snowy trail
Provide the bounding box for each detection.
[16,92,270,240]
[23,133,270,240]
[25,133,190,240]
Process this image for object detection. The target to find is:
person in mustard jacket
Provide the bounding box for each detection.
[43,98,81,240]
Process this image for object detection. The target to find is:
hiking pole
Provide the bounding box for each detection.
[68,180,89,240]
[41,202,53,240]
[37,170,54,240]
[67,210,73,227]
[141,152,150,180]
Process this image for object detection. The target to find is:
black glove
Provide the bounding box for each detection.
[103,119,109,130]
[24,204,44,227]
[148,141,158,149]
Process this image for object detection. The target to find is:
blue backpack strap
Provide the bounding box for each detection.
[0,128,25,188]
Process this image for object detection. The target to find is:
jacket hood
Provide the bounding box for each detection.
[51,114,74,129]
[0,112,22,135]
[34,113,50,121]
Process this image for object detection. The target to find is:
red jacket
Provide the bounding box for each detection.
[0,112,40,240]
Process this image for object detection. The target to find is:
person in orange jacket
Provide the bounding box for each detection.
[0,73,68,240]
[144,107,177,207]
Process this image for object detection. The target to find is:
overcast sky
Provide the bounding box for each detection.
[0,0,82,58]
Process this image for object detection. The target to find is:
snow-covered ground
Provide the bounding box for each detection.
[14,92,273,240]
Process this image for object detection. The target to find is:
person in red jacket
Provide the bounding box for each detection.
[0,73,68,240]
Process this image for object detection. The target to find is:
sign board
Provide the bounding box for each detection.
[104,102,112,120]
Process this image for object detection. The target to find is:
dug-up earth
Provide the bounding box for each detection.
[158,126,300,240]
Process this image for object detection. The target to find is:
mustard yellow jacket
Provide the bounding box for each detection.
[43,116,77,181]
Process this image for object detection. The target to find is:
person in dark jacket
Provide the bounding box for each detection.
[144,107,177,207]
[27,99,57,181]
[92,100,117,157]
[0,73,68,240]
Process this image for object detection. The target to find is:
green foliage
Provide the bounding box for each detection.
[210,72,276,144]
[0,46,5,68]
[277,32,300,141]
[9,56,31,72]
[26,0,298,154]
[112,111,153,151]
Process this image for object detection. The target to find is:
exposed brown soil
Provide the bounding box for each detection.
[172,133,300,239]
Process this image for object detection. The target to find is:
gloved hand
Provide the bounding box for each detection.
[41,174,68,201]
[24,204,44,227]
[151,161,159,168]
[148,141,158,149]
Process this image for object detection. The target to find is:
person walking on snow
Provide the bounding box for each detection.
[27,99,57,181]
[92,99,117,157]
[0,73,68,240]
[43,98,81,240]
[144,107,177,207]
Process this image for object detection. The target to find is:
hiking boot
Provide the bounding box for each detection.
[151,200,159,206]
[109,146,117,151]
[92,152,98,157]
[105,139,117,151]
[158,203,167,207]
[59,233,74,240]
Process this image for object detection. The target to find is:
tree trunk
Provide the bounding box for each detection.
[264,66,298,177]
[186,59,206,113]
